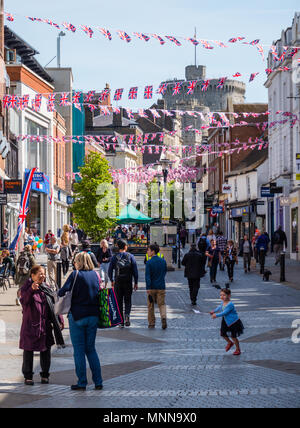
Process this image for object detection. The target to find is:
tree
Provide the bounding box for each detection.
[70,152,118,241]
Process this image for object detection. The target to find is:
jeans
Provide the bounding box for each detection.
[68,313,103,387]
[243,253,251,271]
[114,282,133,321]
[100,263,109,284]
[22,349,51,380]
[188,278,200,304]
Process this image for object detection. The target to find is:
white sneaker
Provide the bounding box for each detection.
[16,298,21,306]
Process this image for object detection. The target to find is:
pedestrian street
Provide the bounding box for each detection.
[0,257,300,408]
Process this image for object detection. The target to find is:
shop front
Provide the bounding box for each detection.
[290,191,300,261]
[230,205,256,244]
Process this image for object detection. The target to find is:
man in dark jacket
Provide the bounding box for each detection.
[256,232,270,274]
[109,240,138,328]
[182,244,206,306]
[273,226,288,265]
[145,244,167,329]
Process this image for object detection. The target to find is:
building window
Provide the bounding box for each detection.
[234,179,238,201]
[247,176,251,199]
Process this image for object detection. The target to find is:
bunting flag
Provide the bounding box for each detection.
[228,37,245,43]
[165,36,181,46]
[99,28,112,40]
[217,77,227,89]
[5,13,14,22]
[144,86,153,99]
[157,83,168,95]
[201,80,210,92]
[117,30,131,43]
[200,40,214,50]
[129,87,138,100]
[187,38,199,46]
[99,89,110,102]
[80,25,93,38]
[249,72,259,82]
[84,91,95,102]
[151,34,165,45]
[9,168,37,251]
[233,72,242,77]
[72,91,82,103]
[133,32,150,42]
[62,22,76,32]
[187,80,197,94]
[10,95,20,109]
[113,89,124,101]
[173,82,182,96]
[59,92,69,106]
[256,44,265,61]
[47,94,56,112]
[18,95,30,111]
[214,40,228,48]
[2,95,12,108]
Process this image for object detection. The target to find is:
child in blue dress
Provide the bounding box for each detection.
[210,288,244,355]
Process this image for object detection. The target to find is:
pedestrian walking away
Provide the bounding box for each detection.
[216,231,227,271]
[108,239,138,328]
[273,226,288,266]
[70,229,79,254]
[45,236,60,290]
[210,288,244,356]
[239,235,253,273]
[19,265,64,386]
[206,240,221,285]
[58,252,103,391]
[224,240,238,282]
[145,244,168,329]
[255,231,269,274]
[179,228,188,249]
[96,239,112,287]
[182,244,206,306]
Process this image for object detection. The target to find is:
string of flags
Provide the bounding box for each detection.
[5,10,300,62]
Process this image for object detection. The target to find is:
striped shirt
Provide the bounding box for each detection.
[216,236,227,252]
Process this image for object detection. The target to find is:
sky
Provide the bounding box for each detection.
[5,0,300,109]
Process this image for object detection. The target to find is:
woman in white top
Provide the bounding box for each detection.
[70,229,79,253]
[207,229,216,244]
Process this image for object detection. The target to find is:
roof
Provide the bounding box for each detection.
[233,103,268,113]
[226,149,268,178]
[4,26,54,84]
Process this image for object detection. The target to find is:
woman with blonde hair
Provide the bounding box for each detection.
[58,252,103,391]
[96,239,112,287]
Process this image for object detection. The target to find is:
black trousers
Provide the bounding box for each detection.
[188,279,200,303]
[226,261,235,280]
[22,349,51,380]
[62,260,69,276]
[114,282,133,321]
[259,249,266,273]
[210,261,219,282]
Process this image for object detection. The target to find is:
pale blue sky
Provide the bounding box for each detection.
[6,0,300,108]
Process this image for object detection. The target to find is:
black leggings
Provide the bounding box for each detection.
[226,261,235,280]
[62,260,69,276]
[22,349,51,380]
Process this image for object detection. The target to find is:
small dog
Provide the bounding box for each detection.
[263,270,272,282]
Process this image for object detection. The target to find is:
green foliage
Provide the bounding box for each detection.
[70,152,118,241]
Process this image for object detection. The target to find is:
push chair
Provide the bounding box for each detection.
[0,265,10,292]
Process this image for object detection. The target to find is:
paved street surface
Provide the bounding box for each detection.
[0,256,300,408]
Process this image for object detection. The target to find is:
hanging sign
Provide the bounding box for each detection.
[222,184,232,194]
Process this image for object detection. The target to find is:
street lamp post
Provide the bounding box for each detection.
[57,31,66,68]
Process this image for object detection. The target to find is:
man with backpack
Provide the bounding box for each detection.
[15,245,36,306]
[273,226,288,265]
[108,240,138,328]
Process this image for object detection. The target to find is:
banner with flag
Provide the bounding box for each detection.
[9,168,37,251]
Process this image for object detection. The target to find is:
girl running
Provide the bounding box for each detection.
[210,289,244,356]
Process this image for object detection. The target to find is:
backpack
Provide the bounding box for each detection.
[115,253,132,282]
[17,252,31,276]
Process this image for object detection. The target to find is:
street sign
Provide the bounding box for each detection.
[0,194,7,205]
[222,184,232,194]
[272,187,283,194]
[256,201,265,206]
[261,187,274,198]
[32,172,44,182]
[296,154,300,178]
[67,196,74,205]
[4,180,22,194]
[212,206,224,214]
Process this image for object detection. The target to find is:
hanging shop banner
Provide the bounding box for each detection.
[222,184,232,194]
[4,180,22,194]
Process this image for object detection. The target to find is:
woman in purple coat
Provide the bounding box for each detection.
[19,265,65,386]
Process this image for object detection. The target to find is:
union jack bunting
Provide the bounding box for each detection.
[2,95,12,108]
[9,168,37,251]
[44,19,60,29]
[228,37,245,43]
[133,33,150,42]
[128,87,138,100]
[172,82,182,96]
[157,83,168,95]
[99,28,112,40]
[47,94,56,112]
[88,104,97,112]
[149,109,161,118]
[186,38,199,46]
[100,106,110,116]
[187,81,197,94]
[99,89,110,102]
[126,109,134,119]
[161,110,173,117]
[117,31,131,43]
[270,46,279,61]
[217,77,227,89]
[233,72,242,77]
[200,40,214,50]
[151,34,165,45]
[112,106,121,114]
[214,40,228,48]
[144,86,153,99]
[85,91,95,102]
[5,13,14,22]
[62,22,76,32]
[278,46,289,62]
[74,104,82,111]
[138,109,148,118]
[72,91,82,103]
[18,95,30,111]
[256,44,265,61]
[80,25,93,38]
[165,36,181,46]
[10,95,20,109]
[250,39,260,45]
[114,89,124,101]
[59,92,69,106]
[201,80,210,92]
[249,72,259,82]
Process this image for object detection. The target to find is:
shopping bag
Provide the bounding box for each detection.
[98,287,123,329]
[251,258,257,269]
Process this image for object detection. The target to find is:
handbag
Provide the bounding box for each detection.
[54,270,79,315]
[95,272,123,329]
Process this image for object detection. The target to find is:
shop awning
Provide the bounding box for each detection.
[117,204,154,224]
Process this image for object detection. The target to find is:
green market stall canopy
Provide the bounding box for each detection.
[117,204,154,224]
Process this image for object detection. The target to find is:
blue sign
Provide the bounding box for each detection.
[32,172,44,182]
[231,207,249,218]
[25,169,50,195]
[212,206,224,214]
[67,196,75,205]
[261,187,274,198]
